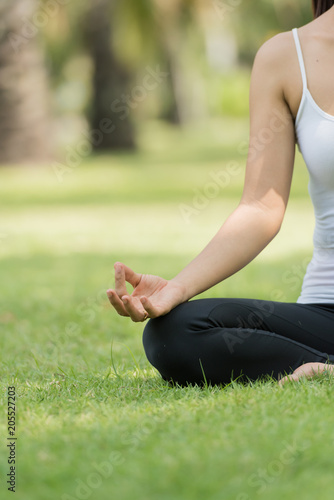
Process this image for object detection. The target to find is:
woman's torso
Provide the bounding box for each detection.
[270,16,334,303]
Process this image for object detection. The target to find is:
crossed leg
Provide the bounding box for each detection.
[143,298,334,386]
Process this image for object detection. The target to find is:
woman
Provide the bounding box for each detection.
[107,0,334,386]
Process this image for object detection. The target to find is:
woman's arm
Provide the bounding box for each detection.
[170,34,296,302]
[107,34,297,321]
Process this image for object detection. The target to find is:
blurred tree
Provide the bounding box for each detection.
[84,0,136,151]
[228,0,312,64]
[116,0,206,125]
[0,0,51,165]
[153,0,197,124]
[39,0,207,157]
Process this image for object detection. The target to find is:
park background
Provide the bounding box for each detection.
[1,1,334,499]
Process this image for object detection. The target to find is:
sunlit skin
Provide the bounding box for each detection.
[107,5,334,385]
[279,362,334,385]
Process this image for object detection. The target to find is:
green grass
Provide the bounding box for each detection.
[1,118,332,500]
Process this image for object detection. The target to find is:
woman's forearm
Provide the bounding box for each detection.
[170,202,282,302]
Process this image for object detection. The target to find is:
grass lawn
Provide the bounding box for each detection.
[1,118,333,500]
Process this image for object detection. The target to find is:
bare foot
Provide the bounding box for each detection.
[279,362,334,386]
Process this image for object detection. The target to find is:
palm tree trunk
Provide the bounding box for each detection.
[84,0,136,151]
[0,0,52,165]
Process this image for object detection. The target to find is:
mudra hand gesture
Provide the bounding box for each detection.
[107,262,186,322]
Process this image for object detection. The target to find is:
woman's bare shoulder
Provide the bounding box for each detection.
[250,31,304,118]
[254,31,296,68]
[250,32,296,93]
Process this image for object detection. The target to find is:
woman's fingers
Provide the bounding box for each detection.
[108,262,147,321]
[140,296,161,318]
[109,262,167,321]
[122,263,142,288]
[107,290,148,321]
[114,262,142,295]
[114,263,128,298]
[106,289,129,317]
[122,295,149,322]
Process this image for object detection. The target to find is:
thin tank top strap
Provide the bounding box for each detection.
[292,28,308,90]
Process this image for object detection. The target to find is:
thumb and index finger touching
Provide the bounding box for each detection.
[114,262,142,291]
[106,262,168,320]
[107,262,143,299]
[106,262,152,321]
[115,263,160,315]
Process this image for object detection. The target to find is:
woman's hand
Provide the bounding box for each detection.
[106,262,187,322]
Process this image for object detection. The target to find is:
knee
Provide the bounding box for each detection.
[142,313,178,379]
[142,305,194,384]
[142,300,229,386]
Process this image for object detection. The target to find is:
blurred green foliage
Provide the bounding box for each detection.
[39,0,313,124]
[231,0,312,63]
[0,0,314,163]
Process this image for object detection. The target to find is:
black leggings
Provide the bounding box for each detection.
[142,298,334,386]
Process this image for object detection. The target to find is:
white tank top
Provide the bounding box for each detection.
[292,28,334,304]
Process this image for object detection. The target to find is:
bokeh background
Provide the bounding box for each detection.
[0,0,313,164]
[0,0,314,278]
[2,2,329,500]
